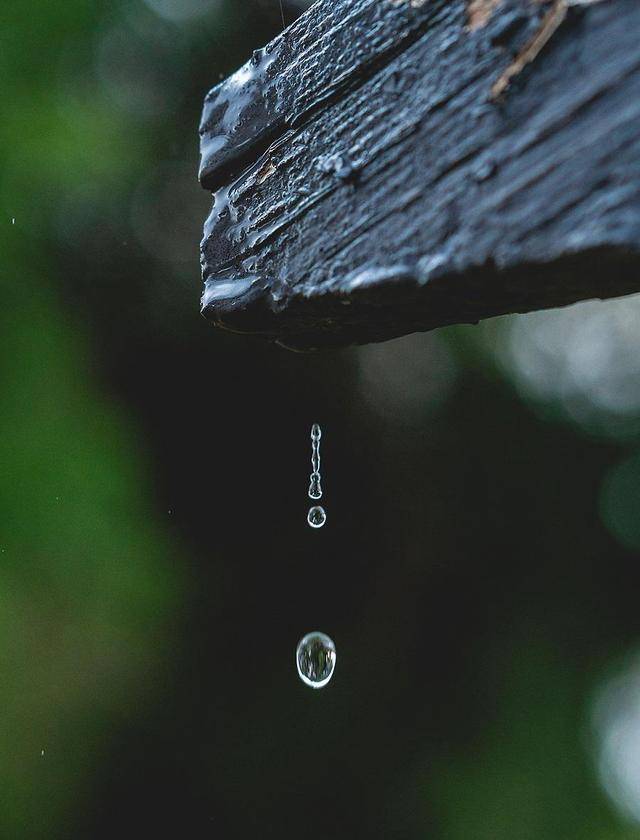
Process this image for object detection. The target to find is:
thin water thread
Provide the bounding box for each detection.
[278,0,286,29]
[309,423,322,500]
[307,423,326,527]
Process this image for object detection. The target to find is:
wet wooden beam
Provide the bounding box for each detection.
[198,0,640,350]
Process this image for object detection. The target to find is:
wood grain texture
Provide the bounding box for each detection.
[198,0,640,350]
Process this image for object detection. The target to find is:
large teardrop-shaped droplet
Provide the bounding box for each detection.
[307,505,326,528]
[311,423,322,441]
[296,631,336,688]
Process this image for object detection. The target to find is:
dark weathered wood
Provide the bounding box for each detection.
[198,0,640,350]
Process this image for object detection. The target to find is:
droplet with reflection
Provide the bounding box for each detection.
[296,632,336,688]
[307,506,326,528]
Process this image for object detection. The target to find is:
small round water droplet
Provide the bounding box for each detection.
[296,631,336,689]
[307,505,326,528]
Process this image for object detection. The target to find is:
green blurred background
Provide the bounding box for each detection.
[2,1,640,837]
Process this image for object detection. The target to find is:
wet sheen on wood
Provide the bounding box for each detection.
[198,0,640,350]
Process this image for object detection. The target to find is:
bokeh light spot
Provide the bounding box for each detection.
[142,0,222,23]
[599,452,640,550]
[593,655,640,824]
[498,295,640,437]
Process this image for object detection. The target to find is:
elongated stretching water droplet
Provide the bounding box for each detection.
[311,431,321,477]
[296,632,336,688]
[308,422,323,505]
[308,473,322,500]
[307,505,326,528]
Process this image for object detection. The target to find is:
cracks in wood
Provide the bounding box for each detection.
[389,0,429,8]
[255,159,277,185]
[198,0,640,349]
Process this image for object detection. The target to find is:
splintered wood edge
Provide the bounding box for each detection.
[198,0,640,350]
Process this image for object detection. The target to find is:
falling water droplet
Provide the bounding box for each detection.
[308,473,322,500]
[307,505,326,528]
[308,422,323,507]
[296,632,336,688]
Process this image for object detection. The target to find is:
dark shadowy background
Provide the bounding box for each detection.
[3,1,640,838]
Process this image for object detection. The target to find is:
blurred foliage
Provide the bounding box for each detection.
[2,1,640,839]
[0,1,189,836]
[0,278,181,837]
